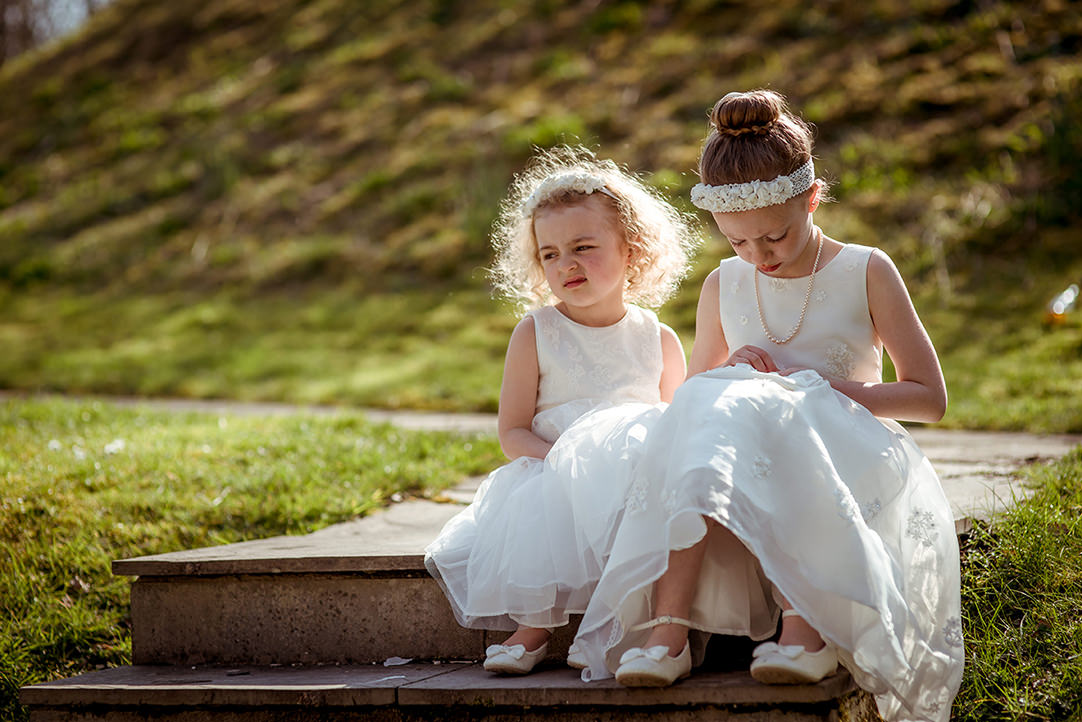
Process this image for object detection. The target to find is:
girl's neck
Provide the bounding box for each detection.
[785,225,823,278]
[554,300,629,328]
[767,225,842,279]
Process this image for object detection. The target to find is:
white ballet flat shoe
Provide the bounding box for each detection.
[615,642,692,687]
[750,641,838,684]
[483,641,549,675]
[615,614,694,687]
[566,641,588,670]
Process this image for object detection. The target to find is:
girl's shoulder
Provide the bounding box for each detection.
[821,242,883,276]
[715,254,755,294]
[717,253,744,271]
[524,304,572,333]
[715,255,745,287]
[833,243,898,276]
[833,242,895,262]
[622,305,665,340]
[625,303,660,324]
[523,305,553,324]
[508,312,538,344]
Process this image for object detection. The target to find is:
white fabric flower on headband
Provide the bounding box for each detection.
[521,172,616,217]
[690,159,815,213]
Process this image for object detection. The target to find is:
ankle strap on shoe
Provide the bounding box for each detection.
[630,615,693,632]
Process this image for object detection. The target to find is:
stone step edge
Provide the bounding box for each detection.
[21,662,863,710]
[112,552,428,577]
[113,521,975,577]
[111,496,465,577]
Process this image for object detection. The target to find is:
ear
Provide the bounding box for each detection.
[807,182,822,213]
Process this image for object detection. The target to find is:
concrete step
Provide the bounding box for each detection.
[109,427,1082,666]
[21,662,880,721]
[111,498,502,666]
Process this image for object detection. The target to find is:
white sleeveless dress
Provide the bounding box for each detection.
[425,304,670,631]
[575,245,963,722]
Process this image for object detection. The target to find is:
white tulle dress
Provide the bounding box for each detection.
[424,304,671,631]
[574,244,963,722]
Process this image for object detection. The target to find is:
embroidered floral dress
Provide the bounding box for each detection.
[425,304,669,631]
[574,245,963,722]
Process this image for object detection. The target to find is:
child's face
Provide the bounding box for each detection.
[534,195,630,314]
[710,188,819,278]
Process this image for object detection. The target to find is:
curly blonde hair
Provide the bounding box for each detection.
[490,146,700,311]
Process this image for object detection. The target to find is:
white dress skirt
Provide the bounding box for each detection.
[575,366,964,722]
[425,400,665,630]
[425,304,672,631]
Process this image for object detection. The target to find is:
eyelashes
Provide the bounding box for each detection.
[541,245,596,261]
[728,234,786,247]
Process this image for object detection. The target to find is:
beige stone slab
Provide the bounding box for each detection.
[113,500,463,577]
[398,663,858,707]
[131,575,484,665]
[908,428,1082,525]
[20,663,454,707]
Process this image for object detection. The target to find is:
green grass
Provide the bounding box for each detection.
[956,446,1082,721]
[3,253,1080,429]
[0,396,503,722]
[0,285,516,412]
[913,246,1082,433]
[0,0,1081,430]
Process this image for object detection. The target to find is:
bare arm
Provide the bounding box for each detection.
[829,250,947,423]
[686,270,731,377]
[659,324,687,403]
[496,317,554,460]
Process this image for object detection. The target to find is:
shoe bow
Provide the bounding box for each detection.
[752,642,805,660]
[618,645,669,665]
[486,643,526,660]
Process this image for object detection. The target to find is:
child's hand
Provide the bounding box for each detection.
[722,345,779,373]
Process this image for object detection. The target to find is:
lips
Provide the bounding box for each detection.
[564,276,586,288]
[759,263,782,273]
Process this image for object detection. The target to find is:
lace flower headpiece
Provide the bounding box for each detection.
[521,172,618,218]
[690,158,815,213]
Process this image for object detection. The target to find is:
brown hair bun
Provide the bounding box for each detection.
[710,90,782,136]
[700,89,814,187]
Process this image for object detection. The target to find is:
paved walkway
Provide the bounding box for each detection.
[58,392,1080,568]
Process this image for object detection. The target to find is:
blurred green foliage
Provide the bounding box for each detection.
[0,0,1080,428]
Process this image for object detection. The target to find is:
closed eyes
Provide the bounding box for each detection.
[730,232,786,246]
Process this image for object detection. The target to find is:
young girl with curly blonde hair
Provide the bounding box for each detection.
[425,145,700,674]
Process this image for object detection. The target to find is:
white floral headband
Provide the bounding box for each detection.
[690,159,815,213]
[521,172,618,218]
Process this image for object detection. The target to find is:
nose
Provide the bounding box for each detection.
[559,255,579,273]
[746,242,771,266]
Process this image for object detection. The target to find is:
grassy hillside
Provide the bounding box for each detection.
[1,0,1081,429]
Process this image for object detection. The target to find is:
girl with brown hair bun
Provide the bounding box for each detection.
[573,91,962,722]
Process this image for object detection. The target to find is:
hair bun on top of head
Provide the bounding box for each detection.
[710,90,784,137]
[694,89,818,211]
[715,123,774,137]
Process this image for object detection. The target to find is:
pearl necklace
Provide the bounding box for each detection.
[753,227,823,345]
